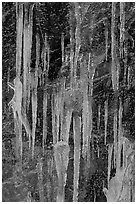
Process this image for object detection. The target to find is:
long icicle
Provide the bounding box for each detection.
[31,32,39,158]
[104,98,108,145]
[88,54,95,159]
[23,3,29,114]
[85,99,91,180]
[56,92,60,142]
[97,103,101,131]
[31,72,37,158]
[82,58,88,158]
[111,2,118,92]
[61,33,65,64]
[43,88,47,154]
[14,77,23,159]
[64,109,72,144]
[42,34,47,85]
[69,4,74,87]
[113,109,118,169]
[15,3,23,161]
[7,68,10,93]
[107,143,113,187]
[27,3,34,110]
[111,2,119,170]
[105,26,108,61]
[127,65,131,90]
[82,91,88,158]
[73,115,81,202]
[52,90,58,145]
[16,3,23,77]
[44,33,48,72]
[74,2,81,80]
[120,2,125,59]
[117,99,123,169]
[42,33,49,152]
[60,80,65,141]
[47,44,50,77]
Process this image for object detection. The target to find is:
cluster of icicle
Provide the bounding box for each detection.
[8,2,134,202]
[103,99,135,202]
[8,3,50,161]
[8,3,34,160]
[102,3,135,201]
[51,80,72,201]
[52,3,108,201]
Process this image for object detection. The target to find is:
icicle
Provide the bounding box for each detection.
[105,27,108,61]
[15,3,23,159]
[73,116,81,202]
[12,106,20,159]
[87,54,93,158]
[111,2,118,92]
[52,91,57,145]
[47,45,50,76]
[36,33,40,75]
[86,99,91,166]
[16,3,23,77]
[118,100,123,134]
[81,58,89,158]
[69,7,74,87]
[23,4,30,113]
[113,110,118,169]
[56,92,60,142]
[43,88,47,155]
[123,138,126,168]
[97,145,100,158]
[82,93,88,158]
[108,144,113,187]
[14,77,23,159]
[28,4,33,56]
[116,57,120,91]
[61,80,67,139]
[88,55,95,159]
[60,83,65,141]
[31,31,39,157]
[54,141,70,202]
[42,33,48,85]
[74,3,81,80]
[64,109,72,143]
[97,103,101,131]
[120,2,125,59]
[44,33,48,73]
[61,33,65,64]
[20,105,31,149]
[88,53,95,97]
[27,3,34,111]
[124,50,128,86]
[31,73,38,158]
[127,65,131,90]
[7,68,10,92]
[104,99,108,145]
[117,99,123,168]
